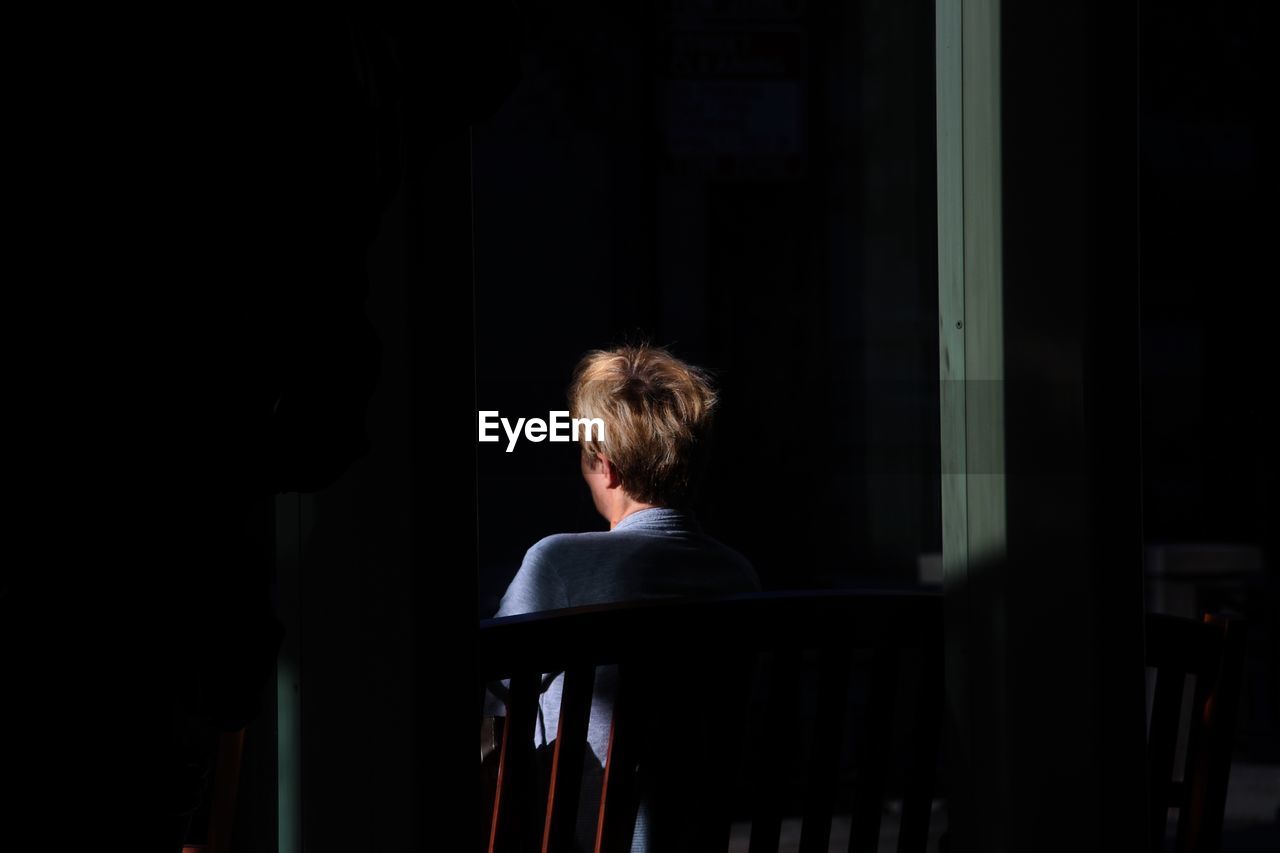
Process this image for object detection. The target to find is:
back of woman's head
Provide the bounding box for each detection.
[568,345,718,507]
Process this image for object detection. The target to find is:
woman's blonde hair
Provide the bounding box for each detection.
[568,344,718,507]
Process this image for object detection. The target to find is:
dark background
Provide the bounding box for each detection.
[1140,0,1271,554]
[4,1,1272,850]
[1139,0,1276,769]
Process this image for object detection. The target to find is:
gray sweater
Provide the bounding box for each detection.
[486,507,759,851]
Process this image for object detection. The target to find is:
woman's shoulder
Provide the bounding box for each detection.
[519,529,623,584]
[525,529,615,560]
[496,536,589,616]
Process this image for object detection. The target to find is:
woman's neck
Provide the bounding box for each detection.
[608,499,659,530]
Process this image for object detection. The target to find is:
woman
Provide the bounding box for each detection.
[484,343,760,852]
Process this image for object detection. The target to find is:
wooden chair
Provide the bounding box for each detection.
[1145,611,1247,853]
[479,590,945,853]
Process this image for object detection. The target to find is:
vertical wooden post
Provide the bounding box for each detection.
[937,1,1010,850]
[938,1,1147,850]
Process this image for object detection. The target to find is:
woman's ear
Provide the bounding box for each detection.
[600,455,623,490]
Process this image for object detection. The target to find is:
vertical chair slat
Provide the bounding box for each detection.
[492,670,543,853]
[1173,666,1215,853]
[1174,615,1247,853]
[1146,614,1198,853]
[1195,616,1246,851]
[706,653,759,853]
[637,653,746,851]
[1147,666,1184,852]
[481,716,504,853]
[481,678,498,851]
[848,647,897,853]
[748,649,804,853]
[544,665,596,853]
[897,641,942,853]
[799,647,852,853]
[596,661,648,853]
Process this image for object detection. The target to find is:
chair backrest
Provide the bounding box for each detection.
[1145,611,1247,853]
[479,590,944,853]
